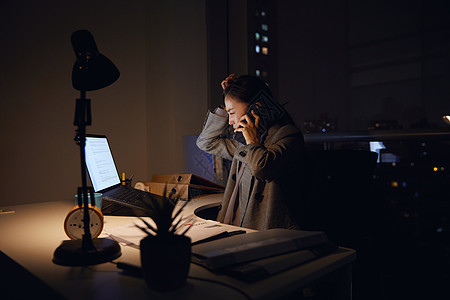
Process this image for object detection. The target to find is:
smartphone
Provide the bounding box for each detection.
[246,103,260,124]
[232,104,260,143]
[239,103,260,127]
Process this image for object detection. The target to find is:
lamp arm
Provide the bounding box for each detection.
[74,90,95,251]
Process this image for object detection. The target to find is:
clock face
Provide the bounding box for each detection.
[64,205,104,240]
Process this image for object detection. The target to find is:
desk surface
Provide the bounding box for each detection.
[0,194,356,300]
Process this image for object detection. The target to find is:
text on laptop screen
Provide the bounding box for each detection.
[85,136,121,191]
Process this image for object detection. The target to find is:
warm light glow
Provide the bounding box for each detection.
[433,167,438,172]
[391,181,399,188]
[262,47,269,55]
[443,115,450,124]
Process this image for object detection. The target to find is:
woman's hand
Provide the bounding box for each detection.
[234,110,260,144]
[221,73,238,90]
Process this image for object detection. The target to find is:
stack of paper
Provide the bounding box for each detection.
[191,229,330,270]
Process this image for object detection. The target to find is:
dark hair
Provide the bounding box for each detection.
[223,75,295,126]
[223,75,272,103]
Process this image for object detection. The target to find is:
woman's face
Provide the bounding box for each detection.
[224,95,249,129]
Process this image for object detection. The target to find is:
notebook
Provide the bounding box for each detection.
[84,134,160,215]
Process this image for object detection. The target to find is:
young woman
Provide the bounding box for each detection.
[196,74,305,230]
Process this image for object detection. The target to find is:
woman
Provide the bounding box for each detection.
[196,74,305,230]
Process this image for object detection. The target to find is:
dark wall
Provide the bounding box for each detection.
[0,0,149,206]
[0,0,209,206]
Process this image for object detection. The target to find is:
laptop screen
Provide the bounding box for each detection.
[85,135,121,192]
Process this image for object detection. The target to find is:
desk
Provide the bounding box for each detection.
[0,194,355,299]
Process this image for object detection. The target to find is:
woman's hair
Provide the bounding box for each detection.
[223,75,294,126]
[223,75,272,103]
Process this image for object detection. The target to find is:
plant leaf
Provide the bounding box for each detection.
[172,199,189,221]
[169,217,184,234]
[136,224,156,235]
[137,217,158,234]
[134,183,190,236]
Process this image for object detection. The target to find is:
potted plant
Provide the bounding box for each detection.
[136,187,193,292]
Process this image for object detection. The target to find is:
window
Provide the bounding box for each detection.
[250,1,277,95]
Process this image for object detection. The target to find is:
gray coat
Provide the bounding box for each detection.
[196,111,305,230]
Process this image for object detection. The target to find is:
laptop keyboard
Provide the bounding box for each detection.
[104,187,152,210]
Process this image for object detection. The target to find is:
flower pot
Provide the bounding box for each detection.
[140,234,191,292]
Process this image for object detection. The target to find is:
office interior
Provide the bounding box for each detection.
[1,0,450,299]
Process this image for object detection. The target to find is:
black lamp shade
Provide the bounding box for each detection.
[71,30,120,91]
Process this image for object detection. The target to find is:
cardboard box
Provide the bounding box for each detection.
[135,173,224,200]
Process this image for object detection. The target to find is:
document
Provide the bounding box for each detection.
[102,216,243,248]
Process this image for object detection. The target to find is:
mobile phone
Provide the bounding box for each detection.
[233,104,261,144]
[240,103,260,126]
[247,103,259,123]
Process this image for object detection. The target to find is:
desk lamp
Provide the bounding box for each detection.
[53,30,121,266]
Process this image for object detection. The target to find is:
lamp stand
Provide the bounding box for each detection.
[53,90,121,266]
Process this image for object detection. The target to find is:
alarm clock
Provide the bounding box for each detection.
[63,204,104,240]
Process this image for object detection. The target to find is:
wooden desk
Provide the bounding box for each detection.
[0,194,355,299]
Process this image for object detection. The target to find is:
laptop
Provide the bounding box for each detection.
[84,134,160,216]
